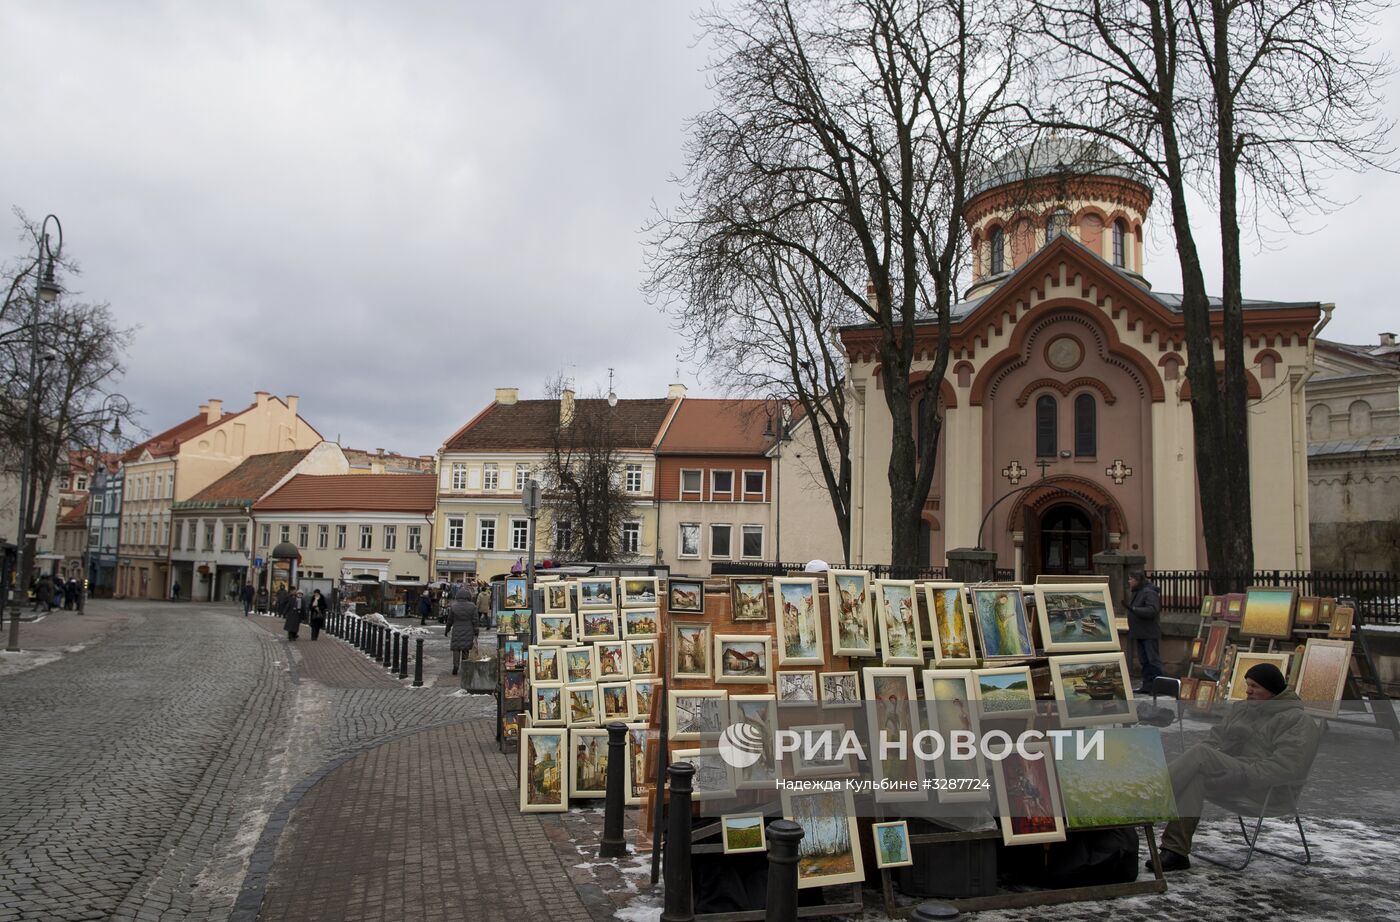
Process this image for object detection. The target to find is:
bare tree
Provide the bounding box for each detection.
[539,377,635,563]
[1028,0,1392,582]
[649,0,1020,568]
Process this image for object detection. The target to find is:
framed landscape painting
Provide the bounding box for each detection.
[721,814,768,854]
[531,683,564,726]
[529,645,561,684]
[1296,639,1353,717]
[569,727,611,798]
[595,641,628,679]
[520,728,568,812]
[993,740,1066,845]
[504,577,529,610]
[1227,651,1292,701]
[1054,727,1177,829]
[1241,587,1298,641]
[730,578,770,623]
[924,582,978,666]
[622,608,660,640]
[1033,584,1119,653]
[626,638,658,678]
[874,579,924,665]
[872,821,914,869]
[577,577,617,610]
[971,587,1034,658]
[621,577,661,608]
[672,747,736,802]
[827,569,877,657]
[580,610,620,642]
[818,671,861,707]
[1048,652,1133,727]
[729,695,781,789]
[566,685,600,727]
[714,634,774,684]
[974,666,1036,720]
[536,613,576,645]
[776,670,817,703]
[781,788,864,889]
[599,681,632,722]
[562,646,598,685]
[670,621,712,679]
[669,689,728,739]
[667,578,705,614]
[773,577,825,665]
[629,678,658,721]
[543,581,573,614]
[1296,596,1319,627]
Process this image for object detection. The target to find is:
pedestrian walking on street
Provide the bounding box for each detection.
[417,590,432,626]
[241,582,254,616]
[64,578,78,610]
[171,580,181,602]
[475,582,493,630]
[1124,570,1164,694]
[279,589,301,641]
[256,586,269,614]
[444,584,479,676]
[308,589,328,640]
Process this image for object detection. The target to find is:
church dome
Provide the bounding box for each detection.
[971,138,1145,198]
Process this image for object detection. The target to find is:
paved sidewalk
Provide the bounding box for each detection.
[0,605,145,677]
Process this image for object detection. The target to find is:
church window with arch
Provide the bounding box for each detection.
[1112,219,1126,268]
[989,225,1005,274]
[1074,393,1097,457]
[1045,208,1071,244]
[1036,395,1058,457]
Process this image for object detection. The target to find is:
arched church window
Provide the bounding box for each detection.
[1036,395,1058,457]
[1045,209,1071,244]
[989,226,1005,275]
[1310,404,1331,441]
[1074,393,1097,457]
[1112,220,1127,268]
[1349,400,1373,437]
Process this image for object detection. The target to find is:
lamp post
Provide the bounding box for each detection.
[79,394,129,614]
[7,214,63,652]
[763,394,788,563]
[523,478,541,640]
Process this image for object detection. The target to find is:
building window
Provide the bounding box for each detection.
[224,526,235,551]
[554,519,573,552]
[76,475,87,491]
[741,525,764,559]
[710,524,732,559]
[511,518,529,552]
[279,525,291,545]
[359,525,373,550]
[203,524,215,552]
[989,225,1005,274]
[1035,395,1058,457]
[1112,219,1126,268]
[92,494,104,515]
[621,521,641,555]
[625,464,643,493]
[336,525,347,549]
[1045,208,1071,244]
[680,469,702,496]
[1349,400,1373,437]
[711,470,734,497]
[317,525,329,549]
[743,470,765,499]
[515,464,530,492]
[174,521,184,550]
[451,463,468,491]
[384,525,397,551]
[167,473,174,497]
[483,464,499,491]
[298,525,309,548]
[447,517,465,549]
[1074,394,1097,457]
[407,526,422,552]
[478,517,496,550]
[261,524,271,548]
[237,525,248,550]
[679,523,700,558]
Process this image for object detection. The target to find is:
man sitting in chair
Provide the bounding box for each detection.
[1153,663,1319,871]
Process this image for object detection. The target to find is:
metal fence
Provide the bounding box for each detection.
[1148,569,1400,624]
[710,561,1021,582]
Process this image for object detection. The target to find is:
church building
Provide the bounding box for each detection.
[779,140,1325,578]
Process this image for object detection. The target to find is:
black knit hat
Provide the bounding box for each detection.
[1244,662,1287,696]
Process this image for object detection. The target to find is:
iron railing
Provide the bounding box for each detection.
[711,561,952,581]
[1148,569,1400,624]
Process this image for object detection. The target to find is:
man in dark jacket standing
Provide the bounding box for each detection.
[241,582,254,616]
[444,584,479,675]
[1152,663,1319,870]
[1124,570,1163,694]
[279,589,301,641]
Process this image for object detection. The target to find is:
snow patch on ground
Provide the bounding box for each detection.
[0,644,80,677]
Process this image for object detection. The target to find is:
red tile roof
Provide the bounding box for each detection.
[178,450,313,508]
[58,496,89,526]
[444,398,675,452]
[254,473,437,513]
[122,411,236,461]
[656,398,778,455]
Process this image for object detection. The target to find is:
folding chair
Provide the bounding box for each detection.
[1193,717,1322,871]
[1149,676,1186,754]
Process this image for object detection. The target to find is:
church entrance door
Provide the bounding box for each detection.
[1038,504,1096,576]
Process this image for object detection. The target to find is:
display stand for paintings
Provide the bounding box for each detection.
[1321,623,1400,741]
[497,630,525,754]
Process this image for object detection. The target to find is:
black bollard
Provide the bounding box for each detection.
[413,637,424,687]
[660,762,696,922]
[398,633,409,679]
[764,820,804,922]
[375,624,384,661]
[391,631,399,670]
[600,722,630,858]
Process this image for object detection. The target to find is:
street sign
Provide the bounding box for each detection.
[522,479,542,516]
[253,557,264,568]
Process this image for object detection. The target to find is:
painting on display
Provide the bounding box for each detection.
[992,741,1066,845]
[818,671,861,707]
[1223,594,1246,623]
[504,578,529,610]
[1241,587,1298,641]
[1296,639,1353,717]
[668,578,706,614]
[532,683,564,726]
[874,580,924,665]
[622,609,660,640]
[1296,596,1319,627]
[624,723,650,806]
[501,639,527,672]
[563,646,598,685]
[626,639,658,677]
[1199,596,1215,620]
[781,788,864,889]
[776,670,817,703]
[971,587,1035,658]
[924,583,978,666]
[826,569,877,657]
[773,578,825,665]
[714,634,774,684]
[1190,679,1218,715]
[581,610,621,642]
[1328,606,1355,639]
[566,685,600,726]
[863,667,925,801]
[1033,584,1120,653]
[788,722,859,778]
[621,577,660,608]
[502,670,526,709]
[529,646,560,684]
[670,621,712,679]
[569,728,611,799]
[520,728,568,812]
[629,678,658,721]
[536,614,576,645]
[672,747,737,801]
[721,814,768,855]
[599,681,632,722]
[669,689,728,739]
[974,666,1036,720]
[1227,651,1292,701]
[872,821,914,869]
[543,581,573,614]
[595,641,628,679]
[1048,652,1134,727]
[577,578,617,610]
[729,695,781,789]
[1200,622,1229,673]
[730,578,770,623]
[1054,727,1177,829]
[921,669,990,803]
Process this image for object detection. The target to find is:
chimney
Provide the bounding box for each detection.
[254,390,270,407]
[1381,332,1397,347]
[198,403,208,419]
[667,383,688,399]
[287,394,299,416]
[376,448,385,456]
[206,399,222,423]
[560,388,575,428]
[495,387,519,405]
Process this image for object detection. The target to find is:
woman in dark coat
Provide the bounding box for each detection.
[280,589,301,641]
[308,589,328,640]
[444,584,479,675]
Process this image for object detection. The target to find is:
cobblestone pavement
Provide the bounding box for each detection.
[0,604,145,677]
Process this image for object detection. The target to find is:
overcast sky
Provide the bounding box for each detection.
[2,1,1398,457]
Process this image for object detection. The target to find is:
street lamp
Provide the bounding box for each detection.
[7,214,63,652]
[763,394,789,563]
[79,394,130,614]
